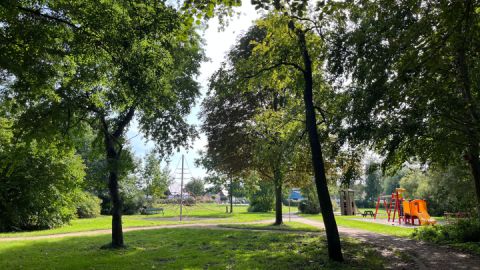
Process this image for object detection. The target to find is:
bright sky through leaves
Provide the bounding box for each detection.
[126,0,260,178]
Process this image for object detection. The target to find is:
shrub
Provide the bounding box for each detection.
[248,182,274,212]
[157,197,196,205]
[412,219,480,244]
[298,200,321,214]
[0,141,84,231]
[298,185,321,214]
[283,199,301,207]
[76,192,102,218]
[122,192,147,215]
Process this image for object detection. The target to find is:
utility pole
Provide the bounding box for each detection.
[230,178,233,213]
[179,154,184,221]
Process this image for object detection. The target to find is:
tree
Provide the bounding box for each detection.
[143,151,170,202]
[74,127,138,215]
[185,178,205,198]
[400,164,477,216]
[328,0,480,219]
[200,22,312,224]
[248,180,275,212]
[1,1,205,248]
[241,2,344,259]
[364,161,382,207]
[382,168,408,196]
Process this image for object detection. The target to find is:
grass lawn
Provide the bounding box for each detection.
[0,204,275,238]
[302,214,414,237]
[218,221,322,232]
[0,228,385,269]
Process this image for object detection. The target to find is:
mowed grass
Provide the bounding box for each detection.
[218,221,322,232]
[0,228,385,270]
[0,204,275,238]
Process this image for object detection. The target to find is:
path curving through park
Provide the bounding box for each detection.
[292,215,480,270]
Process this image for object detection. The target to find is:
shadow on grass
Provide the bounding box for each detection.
[0,228,385,269]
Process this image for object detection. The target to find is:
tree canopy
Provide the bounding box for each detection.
[1,0,206,247]
[328,0,480,218]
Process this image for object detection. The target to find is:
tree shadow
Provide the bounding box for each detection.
[0,228,385,269]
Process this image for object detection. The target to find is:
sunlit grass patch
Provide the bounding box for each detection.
[0,228,386,269]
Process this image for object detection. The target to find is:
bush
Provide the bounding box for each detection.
[0,140,84,231]
[412,219,480,244]
[298,200,321,214]
[157,197,196,206]
[298,185,321,214]
[248,182,274,212]
[122,192,147,215]
[76,192,101,218]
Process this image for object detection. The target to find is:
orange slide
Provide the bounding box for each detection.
[403,199,436,225]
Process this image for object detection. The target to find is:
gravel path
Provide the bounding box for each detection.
[293,216,480,270]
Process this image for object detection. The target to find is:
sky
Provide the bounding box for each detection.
[126,1,260,183]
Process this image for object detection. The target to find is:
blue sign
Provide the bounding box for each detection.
[288,190,303,201]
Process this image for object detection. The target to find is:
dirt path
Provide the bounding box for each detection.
[293,216,480,270]
[0,220,273,242]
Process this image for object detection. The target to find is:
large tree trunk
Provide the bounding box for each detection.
[290,22,343,262]
[467,147,480,219]
[273,168,283,225]
[455,0,480,219]
[274,181,283,225]
[105,136,124,248]
[99,107,134,248]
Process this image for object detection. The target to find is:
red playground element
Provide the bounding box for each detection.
[374,188,405,224]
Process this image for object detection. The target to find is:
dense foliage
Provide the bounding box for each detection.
[248,182,274,212]
[400,165,476,216]
[142,152,171,202]
[329,0,480,218]
[412,219,480,249]
[75,192,102,219]
[185,178,205,198]
[0,0,206,246]
[298,185,321,214]
[0,138,84,231]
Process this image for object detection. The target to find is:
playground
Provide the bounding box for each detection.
[337,188,441,228]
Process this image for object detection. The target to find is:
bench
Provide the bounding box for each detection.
[142,207,164,215]
[362,210,374,217]
[444,212,470,222]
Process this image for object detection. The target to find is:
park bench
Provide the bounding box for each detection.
[142,207,164,215]
[361,210,374,217]
[444,211,470,222]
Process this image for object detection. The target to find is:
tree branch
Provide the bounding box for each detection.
[243,61,305,80]
[16,6,79,29]
[112,106,135,139]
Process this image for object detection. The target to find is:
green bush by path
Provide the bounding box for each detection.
[0,228,386,269]
[411,219,480,255]
[298,200,321,214]
[298,185,321,214]
[75,192,102,218]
